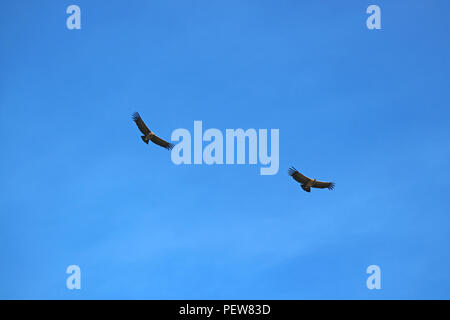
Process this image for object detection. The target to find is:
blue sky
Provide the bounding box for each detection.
[1,0,450,299]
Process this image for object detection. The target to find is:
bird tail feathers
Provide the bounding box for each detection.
[141,136,149,144]
[301,185,311,192]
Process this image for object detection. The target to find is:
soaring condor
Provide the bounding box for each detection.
[288,167,335,192]
[132,112,174,150]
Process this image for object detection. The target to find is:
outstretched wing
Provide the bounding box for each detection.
[150,134,174,150]
[312,181,335,190]
[288,167,311,184]
[132,112,151,135]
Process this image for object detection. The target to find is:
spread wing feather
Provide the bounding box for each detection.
[150,135,174,150]
[312,181,335,190]
[132,112,151,135]
[288,167,311,184]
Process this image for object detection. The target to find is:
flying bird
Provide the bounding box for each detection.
[288,167,335,192]
[132,112,174,150]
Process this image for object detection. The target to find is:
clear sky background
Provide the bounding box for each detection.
[1,0,449,299]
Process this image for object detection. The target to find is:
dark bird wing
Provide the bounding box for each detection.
[288,167,311,184]
[150,134,174,150]
[312,180,335,190]
[132,112,151,135]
